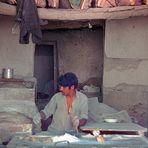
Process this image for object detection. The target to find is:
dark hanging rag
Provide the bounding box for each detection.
[16,0,42,44]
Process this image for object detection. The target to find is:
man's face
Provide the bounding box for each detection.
[59,86,74,96]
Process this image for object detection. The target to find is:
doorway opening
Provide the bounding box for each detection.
[34,41,58,111]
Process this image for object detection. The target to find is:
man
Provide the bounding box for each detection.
[33,72,88,134]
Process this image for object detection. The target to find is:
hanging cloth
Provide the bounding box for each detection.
[16,0,42,44]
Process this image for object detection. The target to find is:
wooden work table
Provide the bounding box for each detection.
[7,133,148,148]
[7,122,148,148]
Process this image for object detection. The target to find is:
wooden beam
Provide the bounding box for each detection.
[0,2,148,20]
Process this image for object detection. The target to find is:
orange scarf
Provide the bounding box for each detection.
[66,96,74,114]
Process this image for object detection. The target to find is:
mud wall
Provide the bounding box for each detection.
[0,15,34,78]
[43,28,104,84]
[103,17,148,132]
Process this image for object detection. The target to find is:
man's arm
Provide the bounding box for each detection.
[33,94,57,124]
[33,110,49,124]
[78,93,88,130]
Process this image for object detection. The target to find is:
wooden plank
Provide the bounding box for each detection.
[0,2,148,20]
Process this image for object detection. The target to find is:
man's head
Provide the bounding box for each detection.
[58,72,78,96]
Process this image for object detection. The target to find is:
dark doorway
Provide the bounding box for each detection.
[34,44,54,93]
[34,42,58,109]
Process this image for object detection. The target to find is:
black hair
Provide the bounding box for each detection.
[58,72,78,88]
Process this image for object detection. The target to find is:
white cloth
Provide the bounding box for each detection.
[52,133,80,143]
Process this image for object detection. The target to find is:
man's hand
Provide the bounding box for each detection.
[33,112,41,125]
[72,116,79,128]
